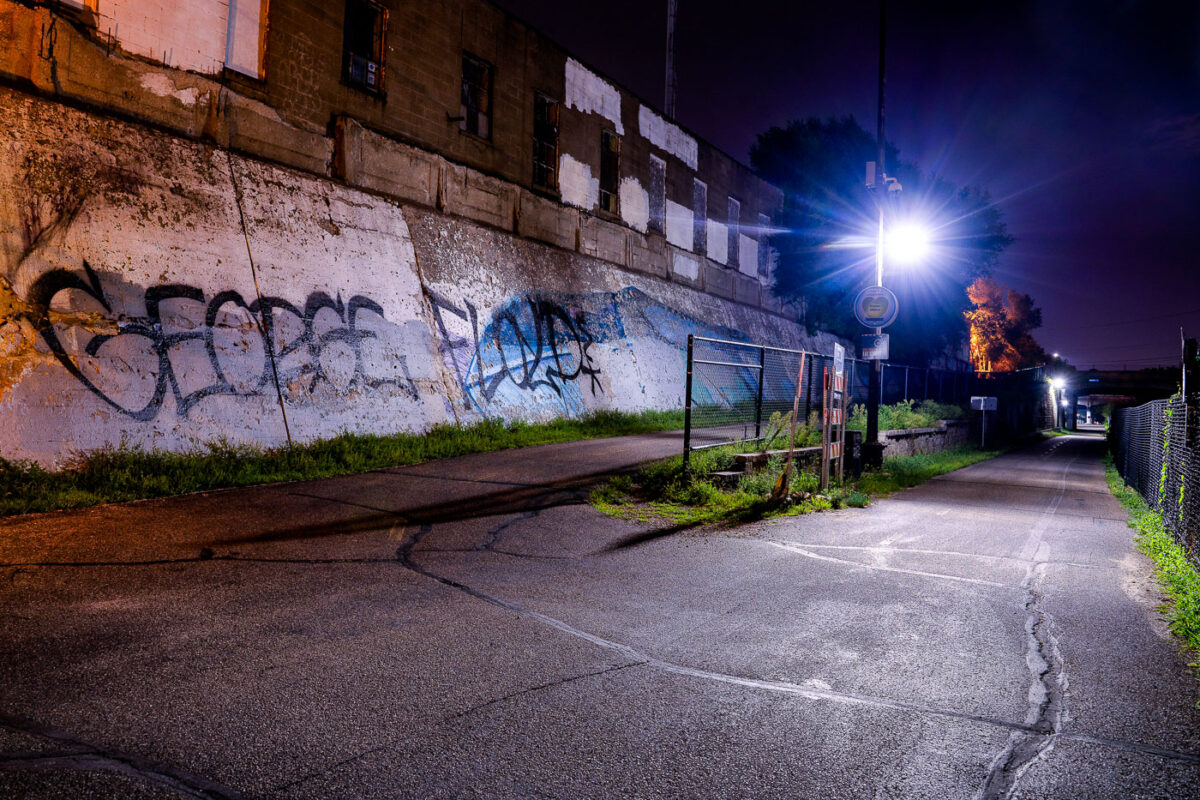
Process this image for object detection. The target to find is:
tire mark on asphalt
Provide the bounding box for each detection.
[762,541,1013,588]
[774,543,1112,572]
[0,714,243,799]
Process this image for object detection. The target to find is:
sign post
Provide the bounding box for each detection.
[822,345,848,490]
[971,396,997,448]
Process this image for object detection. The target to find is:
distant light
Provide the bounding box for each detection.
[885,223,932,265]
[1062,399,1070,407]
[1052,377,1065,389]
[1088,378,1099,383]
[1052,352,1060,358]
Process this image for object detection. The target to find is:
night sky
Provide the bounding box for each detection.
[492,0,1200,372]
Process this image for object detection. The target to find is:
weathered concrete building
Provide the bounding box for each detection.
[0,0,836,465]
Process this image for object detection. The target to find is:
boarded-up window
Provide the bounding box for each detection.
[649,155,666,234]
[600,129,620,214]
[532,93,559,191]
[692,179,707,254]
[727,197,740,268]
[343,0,386,93]
[461,53,493,139]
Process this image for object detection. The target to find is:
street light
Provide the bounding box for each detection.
[885,223,932,265]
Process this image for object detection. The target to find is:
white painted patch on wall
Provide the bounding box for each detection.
[138,73,200,107]
[558,152,599,211]
[98,0,266,77]
[672,252,699,280]
[706,219,729,265]
[225,0,267,78]
[738,233,758,278]
[565,58,624,135]
[637,106,698,170]
[619,177,649,233]
[664,199,693,250]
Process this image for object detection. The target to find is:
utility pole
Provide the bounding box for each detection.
[864,0,887,468]
[665,0,678,117]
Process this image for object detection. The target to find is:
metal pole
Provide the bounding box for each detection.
[865,0,887,469]
[753,346,766,440]
[805,354,815,424]
[683,334,694,470]
[904,366,909,402]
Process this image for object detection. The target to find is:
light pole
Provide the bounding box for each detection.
[864,0,889,469]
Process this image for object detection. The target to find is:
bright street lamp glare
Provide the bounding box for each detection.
[886,223,931,265]
[1052,378,1065,389]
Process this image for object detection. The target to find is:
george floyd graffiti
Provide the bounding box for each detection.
[425,285,748,417]
[26,260,418,422]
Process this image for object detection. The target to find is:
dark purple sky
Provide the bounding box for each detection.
[493,0,1200,371]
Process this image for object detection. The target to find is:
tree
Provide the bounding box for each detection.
[750,116,1012,365]
[964,277,1047,371]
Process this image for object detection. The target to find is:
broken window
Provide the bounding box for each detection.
[649,155,666,234]
[728,197,741,268]
[532,93,559,191]
[692,178,707,254]
[461,52,493,139]
[343,0,386,93]
[599,129,620,214]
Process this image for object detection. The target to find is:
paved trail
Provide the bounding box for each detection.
[1,432,1197,798]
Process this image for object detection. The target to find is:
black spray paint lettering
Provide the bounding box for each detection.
[28,261,417,421]
[425,289,602,409]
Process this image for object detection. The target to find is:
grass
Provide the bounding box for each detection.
[857,447,1002,496]
[0,409,685,517]
[847,399,967,433]
[590,443,998,527]
[1105,455,1200,701]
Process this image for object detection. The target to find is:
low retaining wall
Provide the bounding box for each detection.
[880,421,970,457]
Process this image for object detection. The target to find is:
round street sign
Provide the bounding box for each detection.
[853,286,899,328]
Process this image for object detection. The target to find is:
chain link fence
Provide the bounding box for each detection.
[1111,396,1200,567]
[683,335,976,458]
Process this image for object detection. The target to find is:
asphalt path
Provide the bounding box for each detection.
[1,431,1198,798]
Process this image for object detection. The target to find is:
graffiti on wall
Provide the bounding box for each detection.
[426,285,748,416]
[426,289,603,416]
[27,261,417,421]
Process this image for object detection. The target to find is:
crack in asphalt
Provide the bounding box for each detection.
[479,509,541,552]
[0,714,243,799]
[975,458,1073,800]
[447,661,648,721]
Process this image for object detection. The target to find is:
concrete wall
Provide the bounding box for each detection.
[879,421,971,457]
[0,87,831,466]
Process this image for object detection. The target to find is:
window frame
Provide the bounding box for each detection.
[648,154,666,234]
[692,178,707,255]
[342,0,387,96]
[532,92,560,192]
[599,129,621,215]
[461,51,495,141]
[727,197,741,268]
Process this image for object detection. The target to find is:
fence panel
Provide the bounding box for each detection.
[683,336,980,464]
[1112,397,1199,567]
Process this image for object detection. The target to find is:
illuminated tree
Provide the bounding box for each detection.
[964,277,1046,371]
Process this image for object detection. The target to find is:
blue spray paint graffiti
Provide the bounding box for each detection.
[425,286,750,416]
